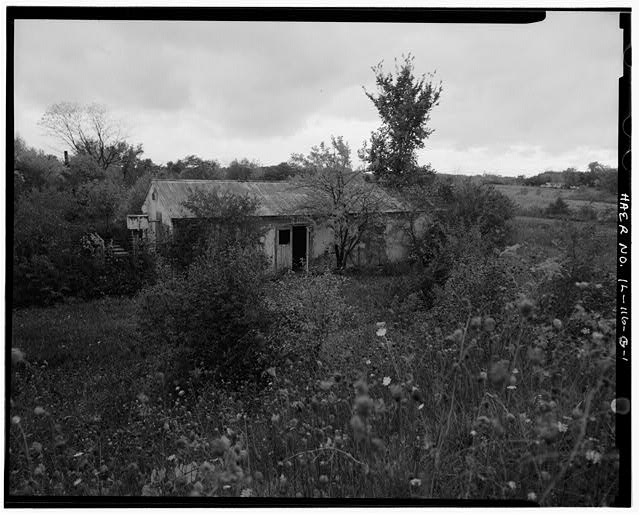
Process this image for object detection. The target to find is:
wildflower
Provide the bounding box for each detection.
[509,375,517,386]
[33,406,46,416]
[271,413,281,424]
[540,471,551,481]
[527,346,545,365]
[11,416,20,425]
[575,281,589,289]
[178,390,185,397]
[489,360,510,386]
[355,378,369,395]
[34,463,46,476]
[319,380,334,391]
[552,318,563,330]
[557,422,568,433]
[585,450,602,464]
[350,414,366,439]
[470,316,482,330]
[518,298,534,318]
[409,478,422,487]
[477,371,487,382]
[137,393,149,404]
[254,471,264,481]
[376,327,387,337]
[483,317,496,332]
[319,474,329,485]
[73,478,82,487]
[418,403,424,410]
[527,492,537,502]
[452,329,464,343]
[389,384,403,401]
[266,367,277,378]
[507,481,517,491]
[376,321,386,329]
[355,395,374,417]
[470,430,477,437]
[365,359,371,366]
[210,437,230,457]
[382,376,391,387]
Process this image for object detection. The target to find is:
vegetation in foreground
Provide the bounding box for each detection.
[9,217,620,504]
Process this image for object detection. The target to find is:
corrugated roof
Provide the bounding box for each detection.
[148,179,410,219]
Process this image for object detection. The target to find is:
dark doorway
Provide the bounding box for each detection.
[292,226,307,270]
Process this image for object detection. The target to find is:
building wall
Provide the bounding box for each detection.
[141,189,420,269]
[142,187,174,243]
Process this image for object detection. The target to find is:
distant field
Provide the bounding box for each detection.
[494,184,616,217]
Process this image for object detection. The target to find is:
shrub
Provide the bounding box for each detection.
[265,271,351,361]
[139,239,272,384]
[545,197,571,218]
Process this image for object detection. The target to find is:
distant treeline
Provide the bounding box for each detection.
[472,162,617,194]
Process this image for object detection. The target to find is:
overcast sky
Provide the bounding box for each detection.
[14,11,622,176]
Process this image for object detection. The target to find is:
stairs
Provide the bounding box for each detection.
[107,241,129,258]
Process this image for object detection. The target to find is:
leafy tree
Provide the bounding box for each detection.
[139,192,271,382]
[39,102,138,170]
[166,155,223,180]
[360,54,442,187]
[262,162,297,181]
[225,158,260,181]
[291,136,385,269]
[75,179,125,235]
[13,136,65,195]
[402,177,515,306]
[167,189,263,270]
[545,196,571,217]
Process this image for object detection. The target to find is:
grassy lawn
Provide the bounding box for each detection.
[9,216,619,502]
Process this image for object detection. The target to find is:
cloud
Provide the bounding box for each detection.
[13,12,621,175]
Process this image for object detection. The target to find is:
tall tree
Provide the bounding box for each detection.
[13,136,65,195]
[39,102,136,170]
[291,136,385,269]
[360,54,442,187]
[166,155,223,180]
[225,158,260,181]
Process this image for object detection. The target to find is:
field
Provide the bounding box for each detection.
[494,185,616,219]
[9,215,621,504]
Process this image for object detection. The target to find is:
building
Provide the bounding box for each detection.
[128,179,417,271]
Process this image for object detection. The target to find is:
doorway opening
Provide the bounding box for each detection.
[291,226,307,270]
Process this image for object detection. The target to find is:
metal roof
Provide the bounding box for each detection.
[147,179,410,219]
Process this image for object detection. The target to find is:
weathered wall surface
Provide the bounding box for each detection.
[139,199,423,270]
[142,186,174,243]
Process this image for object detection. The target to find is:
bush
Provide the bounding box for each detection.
[545,197,571,217]
[265,271,351,361]
[139,240,272,384]
[403,179,516,307]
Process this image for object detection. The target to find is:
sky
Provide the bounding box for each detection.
[13,11,622,176]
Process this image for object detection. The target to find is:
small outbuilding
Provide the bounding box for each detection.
[131,179,416,271]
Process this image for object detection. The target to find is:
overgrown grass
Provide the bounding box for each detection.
[9,218,620,504]
[494,185,616,221]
